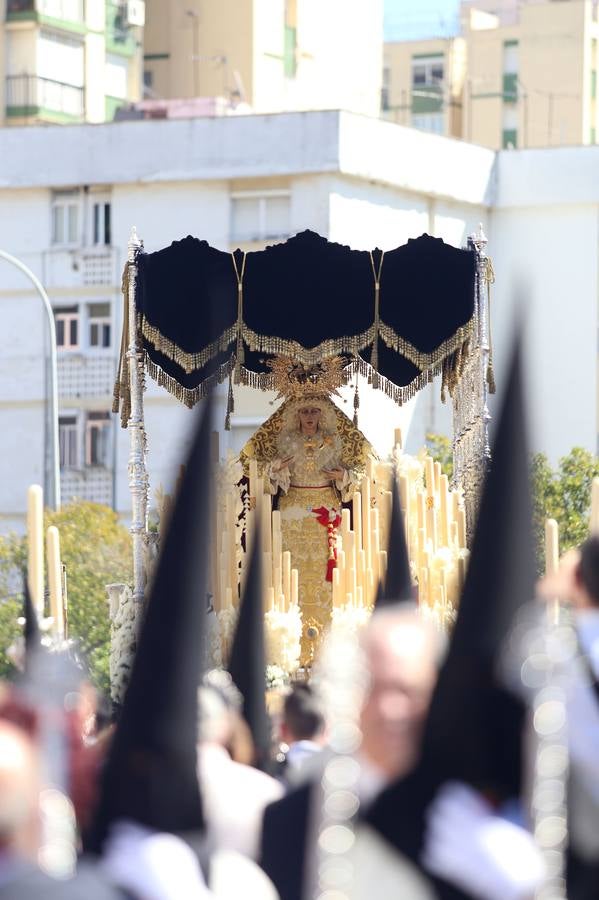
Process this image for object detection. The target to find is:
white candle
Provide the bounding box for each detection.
[291,568,299,606]
[262,495,272,553]
[545,518,559,575]
[282,551,291,610]
[394,427,403,449]
[249,459,258,500]
[425,457,435,498]
[439,474,450,547]
[27,484,44,618]
[419,566,429,606]
[267,587,276,612]
[352,492,362,553]
[361,477,371,568]
[46,526,64,637]
[332,568,341,608]
[433,461,441,495]
[457,508,466,549]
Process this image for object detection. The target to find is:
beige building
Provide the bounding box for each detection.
[384,0,599,149]
[1,0,144,126]
[143,0,383,118]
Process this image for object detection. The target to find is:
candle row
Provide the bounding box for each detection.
[26,484,65,638]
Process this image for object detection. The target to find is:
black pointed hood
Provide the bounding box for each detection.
[367,333,535,871]
[89,395,214,851]
[228,530,271,770]
[421,333,535,795]
[375,476,413,607]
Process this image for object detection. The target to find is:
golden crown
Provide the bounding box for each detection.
[267,355,348,402]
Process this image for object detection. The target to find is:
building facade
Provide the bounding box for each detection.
[1,0,144,126]
[0,111,597,534]
[143,0,383,118]
[383,0,599,149]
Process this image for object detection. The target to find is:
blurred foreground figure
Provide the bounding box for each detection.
[260,605,443,900]
[0,707,120,899]
[198,676,282,860]
[539,536,599,898]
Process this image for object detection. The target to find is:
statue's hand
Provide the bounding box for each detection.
[273,455,293,472]
[322,467,345,483]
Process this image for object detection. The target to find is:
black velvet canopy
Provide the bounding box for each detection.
[114,230,476,419]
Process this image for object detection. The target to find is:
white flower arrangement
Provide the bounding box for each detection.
[264,603,302,675]
[331,603,372,636]
[265,663,289,690]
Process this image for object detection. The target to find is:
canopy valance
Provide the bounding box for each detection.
[113,230,476,422]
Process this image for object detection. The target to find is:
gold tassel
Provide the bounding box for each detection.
[369,250,385,389]
[231,251,247,384]
[353,376,360,427]
[225,371,234,431]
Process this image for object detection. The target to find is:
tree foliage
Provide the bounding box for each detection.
[532,447,599,574]
[425,432,453,481]
[0,502,131,695]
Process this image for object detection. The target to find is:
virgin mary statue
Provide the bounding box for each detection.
[240,357,375,664]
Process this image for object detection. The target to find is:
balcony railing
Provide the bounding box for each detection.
[6,0,35,13]
[7,0,84,22]
[6,74,84,118]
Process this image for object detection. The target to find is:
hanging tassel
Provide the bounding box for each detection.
[224,371,234,431]
[353,376,360,427]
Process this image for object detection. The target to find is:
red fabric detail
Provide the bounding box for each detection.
[312,507,342,581]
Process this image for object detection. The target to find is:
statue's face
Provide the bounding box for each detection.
[298,406,321,434]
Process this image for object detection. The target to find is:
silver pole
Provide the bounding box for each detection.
[126,227,148,607]
[0,249,61,510]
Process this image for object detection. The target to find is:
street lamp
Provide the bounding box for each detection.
[0,250,61,510]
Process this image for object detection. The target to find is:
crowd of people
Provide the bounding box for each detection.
[0,344,598,899]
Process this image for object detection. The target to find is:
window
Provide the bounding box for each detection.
[502,128,518,149]
[88,302,111,348]
[411,56,444,88]
[54,306,79,349]
[51,190,80,245]
[143,69,154,90]
[231,193,291,243]
[381,66,391,111]
[59,416,78,469]
[93,200,111,246]
[411,112,444,135]
[85,412,111,467]
[502,40,519,102]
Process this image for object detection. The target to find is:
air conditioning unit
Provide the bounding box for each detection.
[126,0,145,27]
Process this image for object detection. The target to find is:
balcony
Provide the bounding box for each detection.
[6,0,85,25]
[61,467,113,507]
[6,74,84,121]
[58,355,117,402]
[411,83,443,115]
[43,247,119,290]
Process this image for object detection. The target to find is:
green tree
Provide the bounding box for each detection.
[425,432,453,481]
[0,502,131,694]
[532,447,599,575]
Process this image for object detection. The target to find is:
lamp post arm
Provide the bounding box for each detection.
[0,250,61,510]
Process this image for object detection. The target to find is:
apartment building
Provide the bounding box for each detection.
[142,0,383,117]
[1,0,144,125]
[383,0,599,149]
[1,112,599,534]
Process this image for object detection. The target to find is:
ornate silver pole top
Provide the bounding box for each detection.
[469,223,488,253]
[128,225,143,261]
